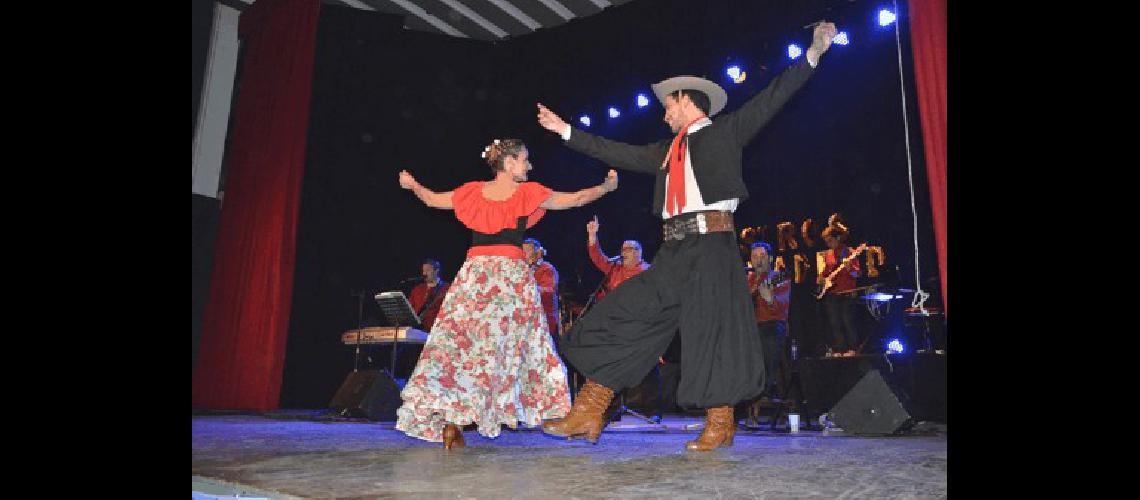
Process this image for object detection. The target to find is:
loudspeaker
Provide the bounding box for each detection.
[830,369,913,435]
[329,369,403,421]
[800,356,869,416]
[799,354,945,422]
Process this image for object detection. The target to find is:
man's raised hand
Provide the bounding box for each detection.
[587,215,600,235]
[809,21,838,56]
[537,103,568,135]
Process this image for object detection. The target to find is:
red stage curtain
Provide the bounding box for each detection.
[908,0,947,314]
[193,0,320,410]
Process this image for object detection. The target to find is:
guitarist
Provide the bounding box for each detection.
[817,224,862,357]
[748,241,791,394]
[409,258,450,330]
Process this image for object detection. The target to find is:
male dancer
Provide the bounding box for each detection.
[537,22,838,451]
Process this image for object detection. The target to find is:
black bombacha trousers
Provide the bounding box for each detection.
[562,231,766,408]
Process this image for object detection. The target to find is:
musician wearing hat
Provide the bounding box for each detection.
[537,22,838,451]
[818,220,862,357]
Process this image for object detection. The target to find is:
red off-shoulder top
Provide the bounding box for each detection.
[451,181,552,258]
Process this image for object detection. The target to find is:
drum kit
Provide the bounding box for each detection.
[845,279,944,353]
[844,285,914,320]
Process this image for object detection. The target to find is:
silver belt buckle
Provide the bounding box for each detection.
[696,213,707,234]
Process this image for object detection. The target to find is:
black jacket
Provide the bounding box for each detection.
[565,58,816,218]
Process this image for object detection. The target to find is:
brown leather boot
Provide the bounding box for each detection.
[542,379,615,444]
[686,406,736,452]
[443,423,465,450]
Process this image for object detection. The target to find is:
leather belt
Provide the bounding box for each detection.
[662,210,734,241]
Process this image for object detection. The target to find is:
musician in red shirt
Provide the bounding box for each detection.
[524,238,561,338]
[408,258,450,331]
[746,242,790,393]
[817,223,861,356]
[586,215,649,301]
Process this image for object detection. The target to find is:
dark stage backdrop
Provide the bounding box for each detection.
[279,0,939,408]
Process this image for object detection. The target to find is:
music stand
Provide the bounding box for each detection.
[374,291,423,379]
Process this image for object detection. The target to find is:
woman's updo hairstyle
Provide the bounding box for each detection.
[480,138,526,172]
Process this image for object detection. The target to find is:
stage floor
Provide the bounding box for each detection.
[192,411,946,498]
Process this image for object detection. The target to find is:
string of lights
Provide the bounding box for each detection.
[572,5,897,128]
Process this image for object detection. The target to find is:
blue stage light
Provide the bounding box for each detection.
[879,9,897,26]
[887,338,905,354]
[636,94,650,108]
[579,115,591,127]
[833,31,849,45]
[787,43,802,60]
[725,65,747,84]
[608,107,620,119]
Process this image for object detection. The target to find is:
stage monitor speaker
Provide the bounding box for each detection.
[329,369,402,421]
[830,369,913,435]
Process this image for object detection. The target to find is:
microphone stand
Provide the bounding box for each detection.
[349,288,368,373]
[565,258,618,401]
[576,259,618,322]
[339,288,369,418]
[584,257,661,426]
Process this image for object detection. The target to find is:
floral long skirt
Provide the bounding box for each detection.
[395,255,571,442]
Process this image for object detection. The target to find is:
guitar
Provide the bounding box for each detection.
[750,268,788,300]
[815,243,868,299]
[416,282,447,324]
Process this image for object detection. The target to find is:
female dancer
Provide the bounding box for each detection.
[395,138,617,449]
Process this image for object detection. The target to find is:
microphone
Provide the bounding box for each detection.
[400,276,424,283]
[607,256,622,263]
